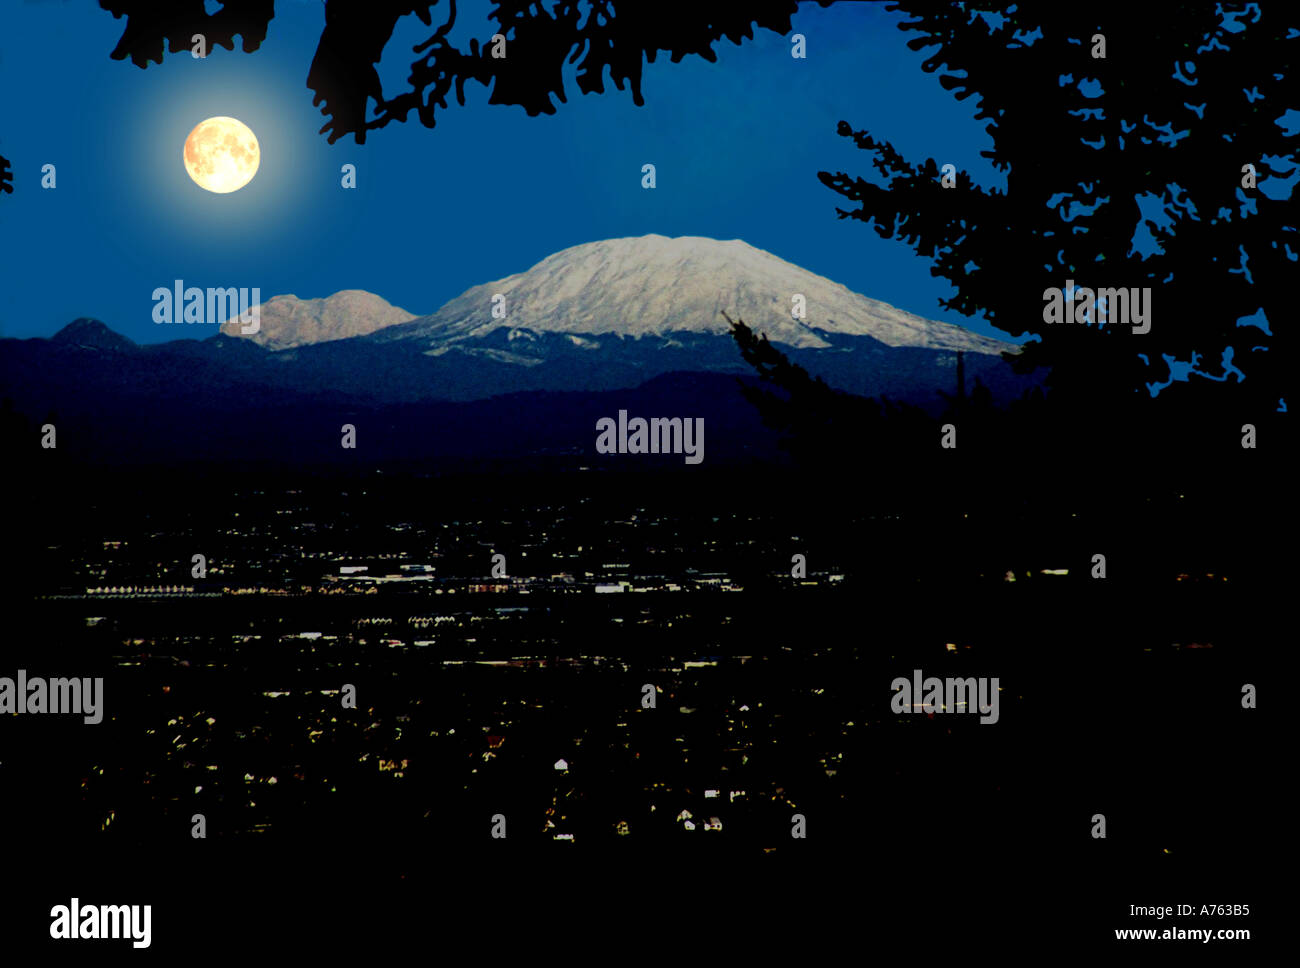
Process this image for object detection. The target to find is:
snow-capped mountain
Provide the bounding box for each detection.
[373,234,1014,357]
[218,290,416,350]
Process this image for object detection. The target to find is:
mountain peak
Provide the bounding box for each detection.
[218,289,417,350]
[51,318,137,352]
[380,234,1016,356]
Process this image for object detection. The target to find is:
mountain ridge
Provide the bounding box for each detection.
[2,236,1039,463]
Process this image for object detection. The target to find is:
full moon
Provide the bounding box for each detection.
[183,117,259,193]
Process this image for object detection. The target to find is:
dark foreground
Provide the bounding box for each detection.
[1,461,1281,954]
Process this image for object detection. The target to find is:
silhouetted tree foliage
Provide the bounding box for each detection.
[99,0,831,143]
[0,154,12,197]
[728,312,935,468]
[101,0,275,64]
[734,1,1294,477]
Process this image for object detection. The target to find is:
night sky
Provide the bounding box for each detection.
[0,0,1013,344]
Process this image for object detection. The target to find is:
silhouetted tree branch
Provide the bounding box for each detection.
[99,0,832,144]
[727,312,936,464]
[100,0,274,65]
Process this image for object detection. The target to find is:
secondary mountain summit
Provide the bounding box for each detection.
[219,289,415,350]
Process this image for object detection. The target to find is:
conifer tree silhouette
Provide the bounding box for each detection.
[732,2,1294,472]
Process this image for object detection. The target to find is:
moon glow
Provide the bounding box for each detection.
[183,117,259,193]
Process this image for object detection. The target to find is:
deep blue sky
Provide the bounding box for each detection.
[0,0,1012,344]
